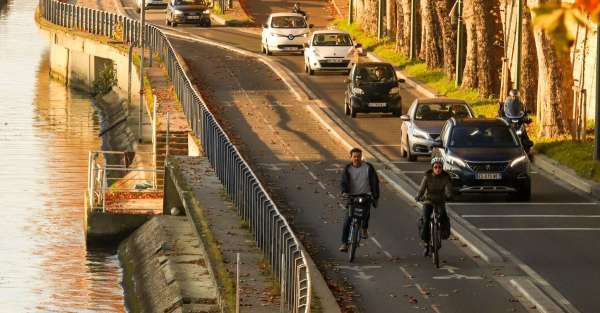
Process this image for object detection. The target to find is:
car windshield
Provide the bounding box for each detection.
[354,65,395,83]
[312,33,352,46]
[271,16,307,28]
[414,103,472,120]
[174,0,204,4]
[450,125,519,148]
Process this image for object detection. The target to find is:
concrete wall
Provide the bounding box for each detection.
[45,29,141,103]
[502,0,598,120]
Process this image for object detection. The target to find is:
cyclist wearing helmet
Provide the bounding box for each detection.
[415,157,452,256]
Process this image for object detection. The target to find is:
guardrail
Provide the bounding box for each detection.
[39,0,311,311]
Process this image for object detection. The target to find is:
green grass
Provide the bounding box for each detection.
[535,139,600,182]
[334,19,498,118]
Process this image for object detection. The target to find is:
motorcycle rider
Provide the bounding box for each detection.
[339,148,380,252]
[292,2,307,18]
[499,89,533,153]
[415,157,452,257]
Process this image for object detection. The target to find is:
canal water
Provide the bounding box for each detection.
[0,0,126,311]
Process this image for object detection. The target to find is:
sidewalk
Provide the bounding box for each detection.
[167,156,281,312]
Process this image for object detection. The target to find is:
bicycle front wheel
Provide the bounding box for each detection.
[349,222,360,262]
[431,222,440,268]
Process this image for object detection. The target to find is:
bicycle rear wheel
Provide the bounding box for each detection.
[349,222,360,262]
[431,222,440,268]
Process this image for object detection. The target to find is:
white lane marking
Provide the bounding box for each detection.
[318,181,327,190]
[433,273,483,280]
[415,283,430,299]
[308,171,318,180]
[370,237,384,249]
[481,228,600,231]
[464,214,600,218]
[431,304,442,313]
[370,237,393,259]
[399,266,413,280]
[336,265,382,281]
[328,193,336,199]
[452,202,599,206]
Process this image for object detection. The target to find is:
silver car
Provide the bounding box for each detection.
[400,98,475,161]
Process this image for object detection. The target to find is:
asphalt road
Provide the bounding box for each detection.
[121,1,600,312]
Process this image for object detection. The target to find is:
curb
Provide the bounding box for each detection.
[210,13,227,26]
[534,154,600,199]
[510,277,565,313]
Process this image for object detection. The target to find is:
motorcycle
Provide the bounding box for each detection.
[503,108,534,160]
[292,4,308,20]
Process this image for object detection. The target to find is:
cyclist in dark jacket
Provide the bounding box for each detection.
[415,157,452,256]
[339,148,380,252]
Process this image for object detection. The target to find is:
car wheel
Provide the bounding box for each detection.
[350,106,357,118]
[344,102,350,116]
[262,44,266,54]
[406,139,417,161]
[308,65,314,75]
[172,22,178,27]
[265,45,272,55]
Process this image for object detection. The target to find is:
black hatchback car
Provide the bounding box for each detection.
[344,62,405,118]
[166,0,211,27]
[432,118,531,200]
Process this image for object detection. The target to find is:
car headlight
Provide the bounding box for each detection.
[203,9,210,14]
[302,33,308,37]
[447,155,467,168]
[510,155,528,167]
[352,87,364,95]
[389,87,399,95]
[412,127,429,140]
[173,9,183,15]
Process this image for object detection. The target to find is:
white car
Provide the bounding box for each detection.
[261,13,311,55]
[304,30,355,75]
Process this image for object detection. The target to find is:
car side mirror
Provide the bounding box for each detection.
[309,24,314,28]
[398,78,405,83]
[262,23,268,28]
[303,43,309,48]
[400,115,410,121]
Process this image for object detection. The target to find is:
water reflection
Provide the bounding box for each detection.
[0,0,125,311]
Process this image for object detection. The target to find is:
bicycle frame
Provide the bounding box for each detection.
[347,195,371,262]
[429,203,443,268]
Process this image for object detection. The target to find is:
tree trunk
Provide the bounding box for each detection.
[520,2,538,113]
[395,0,406,53]
[533,14,574,136]
[388,0,397,39]
[420,0,443,68]
[470,0,503,98]
[433,0,456,78]
[461,0,478,88]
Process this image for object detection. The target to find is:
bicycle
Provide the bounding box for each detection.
[345,194,371,263]
[428,202,443,268]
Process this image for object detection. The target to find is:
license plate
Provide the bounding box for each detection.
[476,172,502,180]
[284,47,298,50]
[187,15,200,19]
[326,59,344,63]
[368,103,387,108]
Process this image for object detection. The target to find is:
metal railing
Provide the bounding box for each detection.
[87,150,163,212]
[39,1,311,311]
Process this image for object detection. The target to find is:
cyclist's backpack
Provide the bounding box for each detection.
[440,214,451,240]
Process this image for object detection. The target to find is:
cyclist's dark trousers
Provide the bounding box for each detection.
[420,203,447,242]
[341,206,371,243]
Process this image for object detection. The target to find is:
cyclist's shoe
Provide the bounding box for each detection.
[339,243,348,252]
[361,228,369,239]
[423,244,430,257]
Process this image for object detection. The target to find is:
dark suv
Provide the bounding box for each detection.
[344,62,405,118]
[432,118,531,200]
[166,0,211,27]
